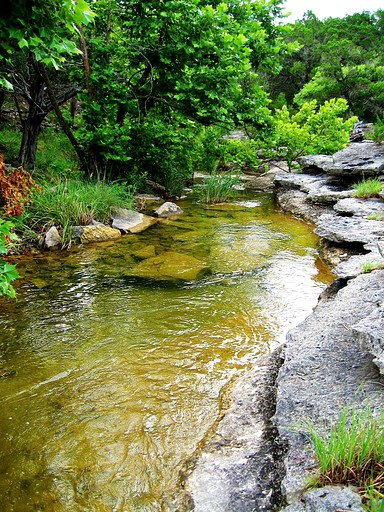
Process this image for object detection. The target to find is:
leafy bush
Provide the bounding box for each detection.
[0,218,19,298]
[305,406,384,510]
[272,99,357,170]
[353,178,383,198]
[195,172,240,204]
[25,179,134,246]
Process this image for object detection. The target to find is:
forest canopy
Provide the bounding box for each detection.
[0,2,383,190]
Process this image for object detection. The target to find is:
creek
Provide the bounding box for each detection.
[0,191,333,511]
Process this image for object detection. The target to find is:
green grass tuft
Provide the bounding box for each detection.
[304,406,384,511]
[195,172,241,204]
[23,179,134,247]
[353,178,383,199]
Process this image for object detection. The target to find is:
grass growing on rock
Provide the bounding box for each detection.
[305,406,384,510]
[353,178,383,199]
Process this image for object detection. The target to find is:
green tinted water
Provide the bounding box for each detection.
[0,193,333,511]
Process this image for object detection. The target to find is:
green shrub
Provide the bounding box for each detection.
[272,99,357,170]
[25,179,134,247]
[353,178,383,198]
[195,172,240,204]
[304,406,384,510]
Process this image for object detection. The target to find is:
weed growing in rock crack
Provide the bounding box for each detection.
[304,406,384,511]
[352,178,383,199]
[361,261,384,273]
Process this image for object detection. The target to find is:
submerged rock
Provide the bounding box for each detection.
[127,251,207,281]
[111,207,158,233]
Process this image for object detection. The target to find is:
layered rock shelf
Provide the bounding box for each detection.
[172,141,384,511]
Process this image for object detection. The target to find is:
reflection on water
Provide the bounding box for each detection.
[0,192,333,511]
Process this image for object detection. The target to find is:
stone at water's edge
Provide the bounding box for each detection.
[71,225,122,244]
[154,202,183,217]
[126,251,207,281]
[334,197,384,218]
[168,350,285,512]
[282,487,364,512]
[44,226,61,249]
[111,207,158,233]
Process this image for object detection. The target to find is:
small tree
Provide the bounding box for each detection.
[272,98,357,170]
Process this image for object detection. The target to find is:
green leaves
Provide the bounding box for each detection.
[0,219,19,299]
[272,99,357,169]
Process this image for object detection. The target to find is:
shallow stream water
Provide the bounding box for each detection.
[0,192,333,511]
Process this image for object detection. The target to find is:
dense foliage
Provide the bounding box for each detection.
[263,9,384,120]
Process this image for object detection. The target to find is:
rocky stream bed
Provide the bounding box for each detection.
[168,141,384,511]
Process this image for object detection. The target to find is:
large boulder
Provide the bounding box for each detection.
[127,251,207,281]
[298,142,384,180]
[111,207,157,233]
[275,270,384,505]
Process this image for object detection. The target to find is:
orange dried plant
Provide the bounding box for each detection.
[0,154,37,217]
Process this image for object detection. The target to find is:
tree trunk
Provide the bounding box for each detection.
[18,59,46,169]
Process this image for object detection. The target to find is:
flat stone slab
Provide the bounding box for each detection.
[111,207,157,233]
[314,213,384,244]
[334,242,384,279]
[334,197,384,218]
[296,155,334,174]
[275,270,384,504]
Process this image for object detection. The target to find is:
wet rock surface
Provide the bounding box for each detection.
[168,350,286,511]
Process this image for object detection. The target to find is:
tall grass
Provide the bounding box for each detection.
[305,406,384,510]
[195,172,241,204]
[353,178,383,199]
[24,179,134,246]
